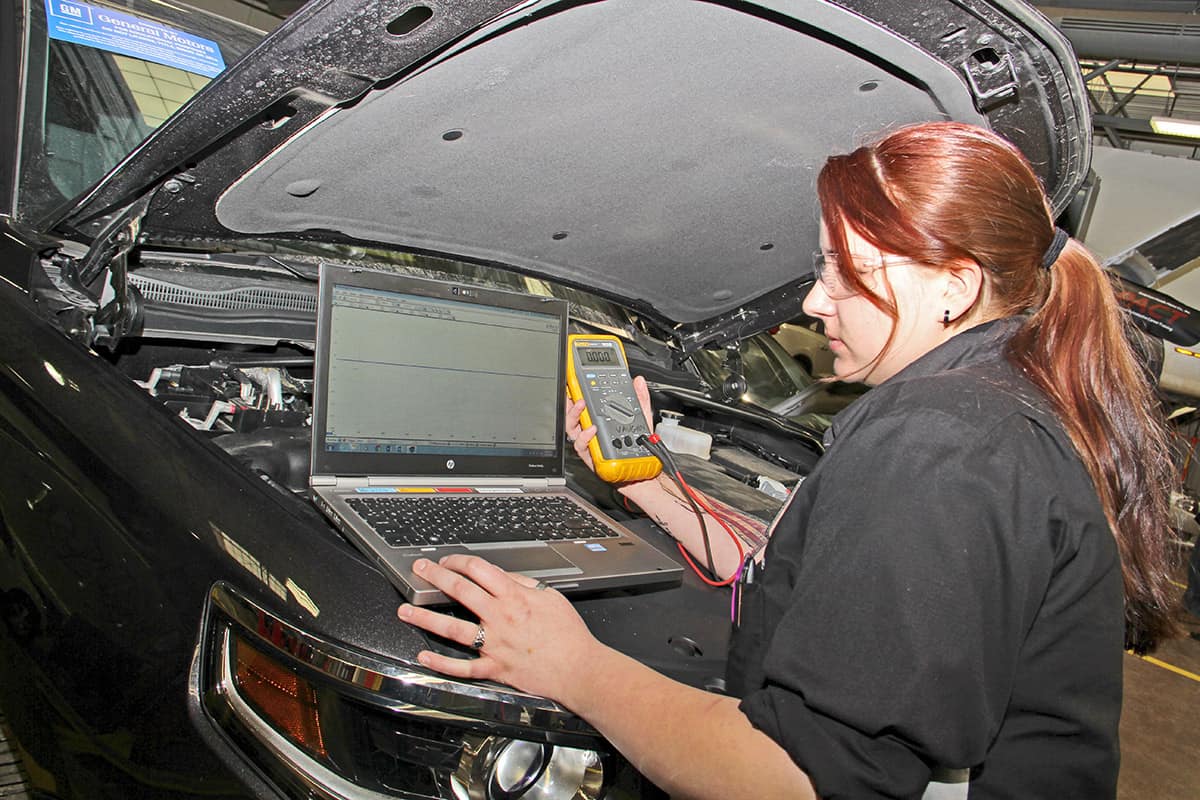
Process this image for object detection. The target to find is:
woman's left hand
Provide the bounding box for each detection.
[397,555,598,705]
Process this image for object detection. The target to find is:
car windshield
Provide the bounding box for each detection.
[689,334,867,431]
[15,0,264,225]
[690,335,817,409]
[261,239,646,341]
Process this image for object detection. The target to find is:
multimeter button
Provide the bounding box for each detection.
[612,438,624,449]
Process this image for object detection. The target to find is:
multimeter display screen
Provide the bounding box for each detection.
[580,346,620,365]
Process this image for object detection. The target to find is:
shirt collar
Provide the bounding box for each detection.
[823,316,1022,448]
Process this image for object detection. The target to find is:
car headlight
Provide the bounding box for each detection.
[198,583,627,800]
[453,735,603,800]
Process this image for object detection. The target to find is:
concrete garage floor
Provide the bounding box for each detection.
[1,574,1198,799]
[1118,552,1200,800]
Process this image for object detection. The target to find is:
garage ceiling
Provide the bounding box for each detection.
[1033,1,1200,160]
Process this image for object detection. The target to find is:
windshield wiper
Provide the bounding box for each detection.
[769,380,832,418]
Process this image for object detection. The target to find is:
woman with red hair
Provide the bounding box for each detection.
[397,122,1179,799]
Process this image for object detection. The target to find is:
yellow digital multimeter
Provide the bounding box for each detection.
[566,334,663,483]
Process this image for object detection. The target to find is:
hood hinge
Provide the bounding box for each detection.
[37,194,153,347]
[675,306,761,356]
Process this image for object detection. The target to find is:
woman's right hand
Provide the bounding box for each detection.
[398,556,600,704]
[566,375,655,474]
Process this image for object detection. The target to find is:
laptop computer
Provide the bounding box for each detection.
[310,264,684,605]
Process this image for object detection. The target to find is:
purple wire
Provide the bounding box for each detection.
[730,557,746,621]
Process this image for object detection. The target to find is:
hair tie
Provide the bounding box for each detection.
[1041,227,1069,270]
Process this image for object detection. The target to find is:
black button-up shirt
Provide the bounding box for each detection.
[729,318,1123,799]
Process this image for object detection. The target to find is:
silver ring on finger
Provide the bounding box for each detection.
[534,580,549,591]
[471,624,486,650]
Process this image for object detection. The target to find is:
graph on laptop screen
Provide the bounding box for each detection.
[324,284,561,458]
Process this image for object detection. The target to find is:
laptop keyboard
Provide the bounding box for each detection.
[345,494,620,548]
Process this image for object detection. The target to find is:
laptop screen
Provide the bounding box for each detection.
[312,266,569,480]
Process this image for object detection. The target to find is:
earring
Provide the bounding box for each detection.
[942,309,951,325]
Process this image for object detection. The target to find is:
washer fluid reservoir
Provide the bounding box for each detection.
[655,411,712,460]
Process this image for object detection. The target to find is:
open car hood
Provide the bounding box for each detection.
[57,0,1090,344]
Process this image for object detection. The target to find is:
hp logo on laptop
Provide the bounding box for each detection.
[446,459,455,470]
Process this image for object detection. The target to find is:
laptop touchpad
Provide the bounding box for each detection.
[468,546,583,576]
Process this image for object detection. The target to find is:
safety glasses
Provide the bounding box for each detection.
[810,251,919,299]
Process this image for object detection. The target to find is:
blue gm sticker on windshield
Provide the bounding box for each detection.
[45,0,225,78]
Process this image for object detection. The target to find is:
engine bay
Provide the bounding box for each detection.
[95,251,822,521]
[107,335,817,525]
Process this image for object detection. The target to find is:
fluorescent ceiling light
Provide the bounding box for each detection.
[1149,116,1200,139]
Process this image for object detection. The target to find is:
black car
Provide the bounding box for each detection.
[0,1,1091,798]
